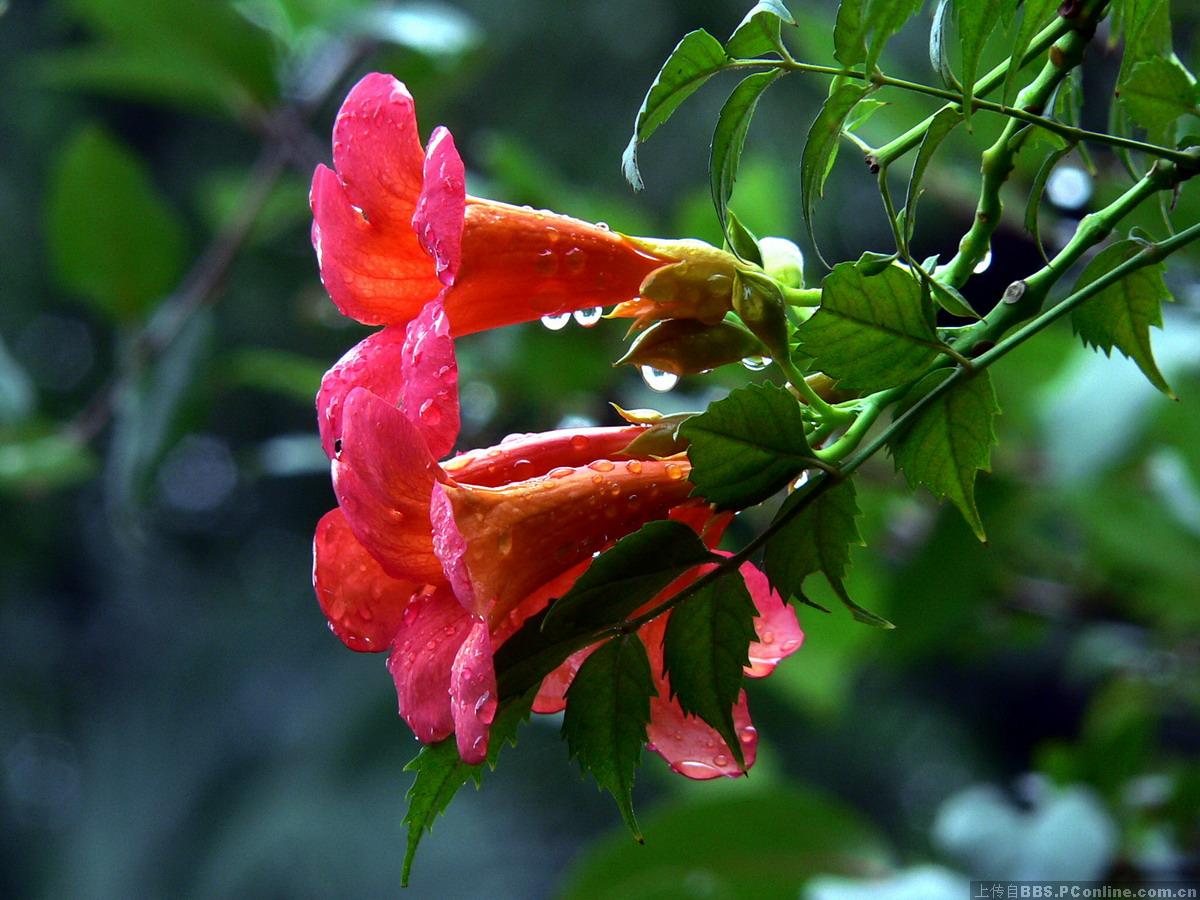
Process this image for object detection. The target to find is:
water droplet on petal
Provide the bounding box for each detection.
[573,306,603,326]
[570,434,590,451]
[760,630,775,645]
[425,639,438,650]
[541,312,571,330]
[596,221,610,231]
[640,366,678,392]
[665,463,685,481]
[418,399,442,426]
[741,355,772,371]
[739,725,757,744]
[713,754,729,767]
[625,460,643,474]
[549,466,572,479]
[589,460,614,473]
[498,531,513,555]
[781,639,800,652]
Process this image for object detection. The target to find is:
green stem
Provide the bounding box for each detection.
[781,286,822,306]
[781,356,850,421]
[873,13,1074,166]
[937,25,1092,287]
[815,389,897,462]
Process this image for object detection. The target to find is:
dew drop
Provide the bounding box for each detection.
[418,399,442,426]
[713,754,730,767]
[741,355,772,371]
[425,639,438,650]
[589,460,614,473]
[541,312,571,330]
[760,630,775,645]
[665,463,684,481]
[739,725,757,743]
[781,639,799,652]
[596,221,610,231]
[497,531,513,555]
[591,473,604,485]
[640,366,678,392]
[625,460,643,474]
[535,249,558,276]
[570,434,590,451]
[973,248,993,274]
[549,466,572,479]
[573,306,603,327]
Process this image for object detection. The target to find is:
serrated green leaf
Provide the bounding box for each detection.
[623,30,729,190]
[865,0,925,68]
[679,382,813,510]
[833,0,869,67]
[1114,0,1172,85]
[763,478,892,626]
[663,570,758,769]
[889,369,999,541]
[563,635,656,839]
[915,255,978,319]
[955,0,1006,125]
[1070,240,1175,397]
[799,261,943,391]
[402,692,534,886]
[1025,145,1074,263]
[1002,0,1059,104]
[726,0,796,59]
[543,521,716,634]
[1119,57,1198,137]
[710,69,784,233]
[46,126,185,321]
[904,106,961,244]
[801,80,871,258]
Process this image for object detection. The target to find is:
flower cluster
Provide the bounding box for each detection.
[311,74,803,777]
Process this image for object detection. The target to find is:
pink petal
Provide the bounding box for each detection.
[310,74,444,326]
[741,562,804,678]
[331,73,426,229]
[413,126,466,286]
[645,687,758,780]
[429,482,477,615]
[312,508,420,652]
[450,619,498,764]
[532,644,598,714]
[442,426,646,487]
[640,615,757,779]
[332,387,445,582]
[316,327,407,458]
[401,299,460,460]
[386,585,475,744]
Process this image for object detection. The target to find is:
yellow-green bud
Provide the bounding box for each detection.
[615,318,763,376]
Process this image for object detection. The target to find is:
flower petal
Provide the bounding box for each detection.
[316,327,408,458]
[442,426,647,487]
[413,126,466,286]
[532,644,597,714]
[401,299,460,460]
[429,482,477,615]
[450,619,498,764]
[640,615,757,779]
[332,387,445,582]
[310,74,443,326]
[741,561,804,678]
[439,458,694,624]
[386,585,476,744]
[438,199,671,336]
[313,508,420,652]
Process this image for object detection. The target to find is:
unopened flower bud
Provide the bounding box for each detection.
[731,272,790,362]
[615,318,763,376]
[758,237,805,289]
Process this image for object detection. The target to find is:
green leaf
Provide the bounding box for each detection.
[542,521,716,635]
[623,30,729,190]
[904,106,962,244]
[1070,240,1175,397]
[402,692,534,886]
[1025,145,1074,263]
[801,80,871,258]
[46,126,185,321]
[955,0,1006,125]
[559,786,891,900]
[763,479,890,627]
[889,369,999,541]
[1002,0,1059,104]
[1114,0,1172,85]
[562,635,656,839]
[1119,57,1198,137]
[724,210,764,266]
[844,98,888,133]
[929,0,957,88]
[726,0,796,59]
[834,0,924,69]
[0,430,97,495]
[710,69,784,234]
[798,260,943,391]
[679,382,813,510]
[919,259,979,319]
[662,570,758,768]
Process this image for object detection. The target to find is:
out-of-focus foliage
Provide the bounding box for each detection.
[1,0,1197,897]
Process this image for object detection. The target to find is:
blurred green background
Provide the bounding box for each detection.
[1,1,1197,897]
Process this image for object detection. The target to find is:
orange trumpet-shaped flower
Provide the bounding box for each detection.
[313,299,803,773]
[310,73,681,337]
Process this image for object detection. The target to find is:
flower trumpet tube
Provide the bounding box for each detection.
[310,73,751,340]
